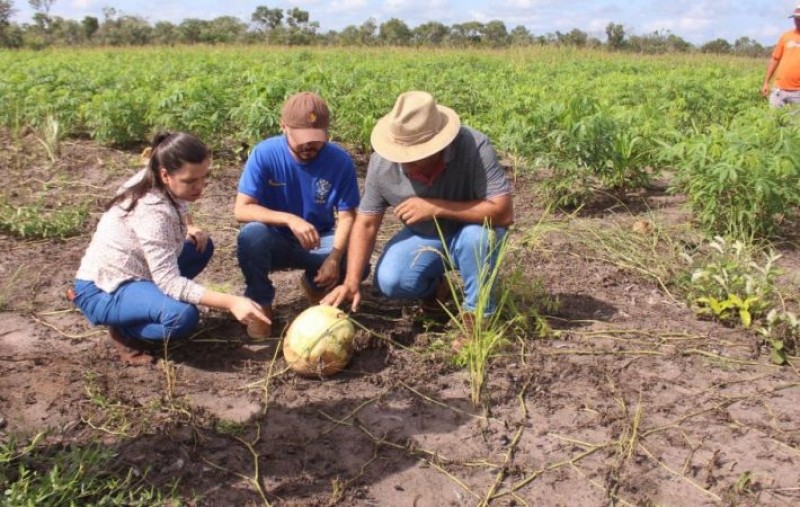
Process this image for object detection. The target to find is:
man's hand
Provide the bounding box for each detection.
[314,256,340,290]
[321,283,361,312]
[762,83,771,97]
[394,197,437,225]
[288,216,321,250]
[186,225,209,252]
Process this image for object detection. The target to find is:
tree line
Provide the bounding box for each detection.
[0,0,771,56]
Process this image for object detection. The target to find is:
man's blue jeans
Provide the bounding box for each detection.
[375,224,506,315]
[237,223,346,307]
[73,239,214,341]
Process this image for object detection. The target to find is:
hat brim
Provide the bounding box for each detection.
[287,127,328,145]
[371,106,461,163]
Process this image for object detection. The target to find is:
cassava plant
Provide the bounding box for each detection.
[663,107,800,241]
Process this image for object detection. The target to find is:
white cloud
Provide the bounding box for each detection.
[70,0,97,8]
[329,0,370,12]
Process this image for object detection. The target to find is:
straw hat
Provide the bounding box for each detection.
[371,91,460,163]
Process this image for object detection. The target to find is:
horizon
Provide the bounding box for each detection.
[7,0,799,47]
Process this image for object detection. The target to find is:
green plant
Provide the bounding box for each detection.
[663,108,800,240]
[756,309,800,365]
[685,237,780,327]
[430,224,526,406]
[0,433,174,506]
[33,115,62,162]
[536,99,657,208]
[0,199,89,240]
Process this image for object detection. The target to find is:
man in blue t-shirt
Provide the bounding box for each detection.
[322,91,514,351]
[235,92,360,340]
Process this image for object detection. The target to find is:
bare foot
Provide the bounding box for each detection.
[107,328,155,366]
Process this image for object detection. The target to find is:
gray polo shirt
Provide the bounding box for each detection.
[359,126,512,237]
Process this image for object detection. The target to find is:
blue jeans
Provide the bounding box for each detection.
[237,223,359,306]
[375,224,506,315]
[73,239,214,341]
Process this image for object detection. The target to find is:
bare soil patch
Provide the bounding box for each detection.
[1,132,799,506]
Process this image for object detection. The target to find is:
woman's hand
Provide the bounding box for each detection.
[187,225,210,252]
[230,296,271,325]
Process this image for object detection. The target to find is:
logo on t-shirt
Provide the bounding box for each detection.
[789,41,800,49]
[315,178,332,204]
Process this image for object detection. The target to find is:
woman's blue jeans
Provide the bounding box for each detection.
[375,224,506,315]
[73,239,214,341]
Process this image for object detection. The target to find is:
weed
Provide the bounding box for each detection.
[0,433,174,506]
[0,199,89,240]
[33,115,62,162]
[756,309,800,365]
[685,237,779,327]
[431,224,527,406]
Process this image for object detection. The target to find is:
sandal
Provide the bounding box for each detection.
[108,327,156,366]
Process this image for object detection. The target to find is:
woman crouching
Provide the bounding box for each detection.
[71,132,269,365]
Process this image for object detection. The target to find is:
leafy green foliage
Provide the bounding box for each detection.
[0,434,174,506]
[0,200,89,240]
[682,237,798,364]
[757,310,800,365]
[663,108,800,240]
[685,237,779,327]
[536,98,658,208]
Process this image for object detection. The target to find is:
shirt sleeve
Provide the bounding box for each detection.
[133,202,206,304]
[358,153,389,215]
[238,145,267,200]
[335,156,360,212]
[773,34,786,60]
[476,134,512,199]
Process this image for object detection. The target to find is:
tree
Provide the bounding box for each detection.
[284,7,317,45]
[733,36,765,57]
[482,20,508,47]
[700,38,731,54]
[251,6,282,31]
[0,0,19,48]
[358,17,377,45]
[556,28,587,47]
[151,20,177,45]
[81,15,98,40]
[207,16,247,44]
[508,25,533,46]
[28,0,54,31]
[627,30,692,54]
[0,0,14,26]
[605,22,625,50]
[413,21,448,45]
[379,17,411,46]
[450,21,483,46]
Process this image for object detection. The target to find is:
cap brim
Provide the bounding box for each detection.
[287,128,328,145]
[370,106,461,163]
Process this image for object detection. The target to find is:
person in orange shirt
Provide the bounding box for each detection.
[763,4,800,107]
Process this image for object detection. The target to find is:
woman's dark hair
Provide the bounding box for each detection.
[106,132,209,212]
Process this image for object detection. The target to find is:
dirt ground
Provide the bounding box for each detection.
[1,132,799,507]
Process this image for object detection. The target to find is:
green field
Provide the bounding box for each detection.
[3,45,798,239]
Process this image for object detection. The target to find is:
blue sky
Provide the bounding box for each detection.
[9,0,799,45]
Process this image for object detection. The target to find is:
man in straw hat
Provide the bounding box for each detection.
[235,91,363,340]
[322,91,514,350]
[762,4,800,107]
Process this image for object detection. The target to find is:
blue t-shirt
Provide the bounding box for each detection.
[238,136,360,236]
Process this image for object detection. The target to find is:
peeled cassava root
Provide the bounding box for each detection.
[283,305,355,377]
